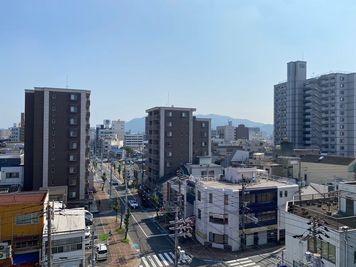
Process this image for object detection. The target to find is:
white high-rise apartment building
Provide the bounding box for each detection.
[274,61,356,157]
[112,119,125,141]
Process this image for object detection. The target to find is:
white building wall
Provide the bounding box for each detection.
[0,166,24,187]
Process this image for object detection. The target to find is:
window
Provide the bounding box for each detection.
[202,122,206,128]
[69,178,77,186]
[70,94,78,101]
[197,190,201,201]
[340,76,344,81]
[69,167,77,174]
[168,152,172,157]
[340,125,344,129]
[69,191,77,199]
[166,162,171,167]
[52,119,56,124]
[280,191,283,198]
[51,237,82,254]
[209,233,228,244]
[51,93,56,99]
[167,131,172,137]
[340,97,344,101]
[6,172,19,178]
[168,121,172,127]
[69,142,78,150]
[69,130,77,137]
[181,112,187,117]
[284,191,288,197]
[168,111,172,117]
[308,239,336,264]
[69,118,78,125]
[202,141,206,147]
[224,195,228,205]
[209,213,228,224]
[198,209,201,219]
[201,171,207,176]
[209,193,213,203]
[70,106,78,113]
[69,154,77,161]
[16,213,39,225]
[340,83,344,88]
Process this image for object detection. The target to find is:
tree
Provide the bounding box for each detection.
[152,193,160,218]
[112,199,121,222]
[124,209,131,240]
[101,172,107,191]
[123,146,134,157]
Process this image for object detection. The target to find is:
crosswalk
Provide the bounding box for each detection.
[225,257,260,267]
[140,251,175,267]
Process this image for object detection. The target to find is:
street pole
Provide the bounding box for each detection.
[125,165,128,214]
[109,159,113,199]
[91,223,96,267]
[240,177,246,251]
[47,203,52,267]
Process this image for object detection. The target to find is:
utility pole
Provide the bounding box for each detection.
[109,158,113,199]
[240,177,246,251]
[298,158,302,201]
[91,223,96,267]
[341,226,349,267]
[47,203,52,267]
[125,164,129,214]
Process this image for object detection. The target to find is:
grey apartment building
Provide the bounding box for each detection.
[274,61,356,156]
[24,87,90,205]
[145,107,211,185]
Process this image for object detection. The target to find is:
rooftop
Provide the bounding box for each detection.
[199,178,296,190]
[26,87,90,94]
[301,155,355,165]
[146,106,196,112]
[287,192,356,230]
[44,208,85,235]
[0,190,48,205]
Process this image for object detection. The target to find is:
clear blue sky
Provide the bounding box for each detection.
[1,0,356,128]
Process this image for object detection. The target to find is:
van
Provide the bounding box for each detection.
[95,244,108,261]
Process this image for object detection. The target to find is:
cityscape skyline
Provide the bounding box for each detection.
[2,1,356,128]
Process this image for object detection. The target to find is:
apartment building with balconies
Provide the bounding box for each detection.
[145,107,211,187]
[274,61,356,156]
[24,87,91,206]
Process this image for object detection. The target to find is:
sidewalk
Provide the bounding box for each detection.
[93,180,140,267]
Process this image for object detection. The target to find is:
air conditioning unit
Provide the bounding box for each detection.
[0,243,8,252]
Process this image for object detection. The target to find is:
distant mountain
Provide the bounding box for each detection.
[125,114,273,136]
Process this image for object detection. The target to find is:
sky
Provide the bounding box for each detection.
[1,0,356,128]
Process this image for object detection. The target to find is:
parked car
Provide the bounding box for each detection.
[95,244,108,261]
[128,199,139,209]
[85,227,91,247]
[85,211,93,226]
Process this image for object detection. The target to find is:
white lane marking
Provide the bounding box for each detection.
[153,254,163,267]
[239,260,253,264]
[235,257,250,262]
[141,257,150,267]
[147,255,158,267]
[169,252,175,259]
[158,253,169,266]
[164,252,174,264]
[242,263,257,267]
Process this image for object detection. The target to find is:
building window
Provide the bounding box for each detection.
[51,237,82,254]
[168,152,172,157]
[308,239,336,264]
[224,195,228,205]
[52,119,56,124]
[340,83,344,88]
[168,121,172,127]
[70,94,78,101]
[209,213,228,224]
[168,111,172,117]
[70,106,78,113]
[197,190,201,201]
[166,162,171,167]
[69,142,78,150]
[167,131,172,137]
[201,141,206,147]
[69,167,77,174]
[202,122,206,128]
[69,130,77,137]
[69,154,77,161]
[51,93,56,99]
[6,172,19,178]
[69,191,77,199]
[209,233,228,244]
[16,213,39,225]
[280,191,283,198]
[69,118,78,125]
[181,112,187,117]
[209,193,213,203]
[198,209,201,219]
[69,178,77,186]
[284,191,288,197]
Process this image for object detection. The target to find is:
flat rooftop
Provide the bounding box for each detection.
[287,192,356,230]
[0,190,47,205]
[44,208,85,235]
[199,178,296,190]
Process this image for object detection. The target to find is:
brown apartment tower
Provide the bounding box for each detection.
[145,107,211,186]
[24,87,90,206]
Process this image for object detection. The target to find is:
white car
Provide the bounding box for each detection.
[95,244,108,261]
[85,227,91,247]
[128,199,139,209]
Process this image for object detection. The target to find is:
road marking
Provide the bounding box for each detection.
[147,255,158,267]
[242,263,256,267]
[169,252,175,259]
[158,253,169,266]
[239,260,253,264]
[141,256,150,267]
[149,233,168,238]
[131,213,148,238]
[164,252,174,264]
[153,254,164,267]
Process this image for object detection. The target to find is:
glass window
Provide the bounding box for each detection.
[209,193,213,203]
[16,213,39,225]
[280,191,283,198]
[70,94,78,101]
[198,209,201,219]
[197,191,201,201]
[285,191,288,197]
[70,106,78,113]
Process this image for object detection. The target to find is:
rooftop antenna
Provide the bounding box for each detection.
[65,75,69,89]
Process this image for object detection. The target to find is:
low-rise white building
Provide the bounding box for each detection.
[195,175,298,251]
[124,133,145,150]
[285,182,356,267]
[42,207,86,267]
[0,154,23,191]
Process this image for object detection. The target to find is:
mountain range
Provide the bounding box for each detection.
[126,114,273,136]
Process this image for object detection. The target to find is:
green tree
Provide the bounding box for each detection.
[101,172,107,191]
[124,209,131,240]
[123,147,134,157]
[152,193,160,218]
[112,199,121,222]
